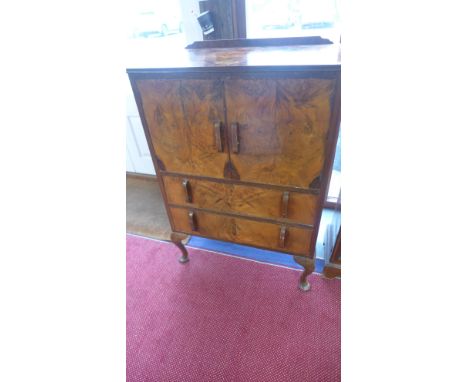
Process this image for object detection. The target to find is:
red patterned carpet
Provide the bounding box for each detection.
[127,234,341,382]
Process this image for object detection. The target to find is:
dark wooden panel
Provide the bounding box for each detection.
[307,74,340,264]
[225,77,336,188]
[160,171,319,194]
[170,207,313,256]
[163,175,319,225]
[232,0,246,38]
[136,79,229,179]
[186,36,332,49]
[126,44,341,71]
[129,68,339,82]
[323,263,341,279]
[199,0,234,40]
[169,205,313,229]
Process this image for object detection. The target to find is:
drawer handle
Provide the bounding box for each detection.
[231,122,240,153]
[281,191,290,218]
[214,121,223,152]
[182,179,192,203]
[231,219,237,236]
[188,211,198,231]
[279,225,288,248]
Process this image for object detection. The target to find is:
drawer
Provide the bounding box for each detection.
[169,207,313,256]
[163,176,318,226]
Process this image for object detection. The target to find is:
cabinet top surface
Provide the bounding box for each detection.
[126,43,341,73]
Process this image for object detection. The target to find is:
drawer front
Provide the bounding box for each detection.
[163,175,318,225]
[170,207,313,256]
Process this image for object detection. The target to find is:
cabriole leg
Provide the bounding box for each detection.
[170,232,189,264]
[293,256,315,292]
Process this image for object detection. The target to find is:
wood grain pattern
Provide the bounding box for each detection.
[225,78,335,188]
[127,43,340,71]
[223,160,240,180]
[160,171,319,194]
[307,74,341,261]
[323,263,340,279]
[136,79,228,178]
[163,175,318,225]
[169,207,313,256]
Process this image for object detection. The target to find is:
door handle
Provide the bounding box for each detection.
[188,211,198,231]
[281,191,290,218]
[279,225,288,248]
[231,122,240,153]
[182,179,192,203]
[214,121,223,152]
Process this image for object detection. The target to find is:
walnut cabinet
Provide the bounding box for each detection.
[127,38,341,291]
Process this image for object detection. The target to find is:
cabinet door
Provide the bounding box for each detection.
[136,79,228,178]
[225,78,336,188]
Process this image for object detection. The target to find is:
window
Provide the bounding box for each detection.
[126,0,187,58]
[328,127,341,205]
[128,1,183,39]
[245,0,341,42]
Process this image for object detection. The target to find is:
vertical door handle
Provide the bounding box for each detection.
[214,121,223,152]
[279,225,288,248]
[281,191,290,218]
[182,179,192,203]
[231,122,240,153]
[188,211,198,231]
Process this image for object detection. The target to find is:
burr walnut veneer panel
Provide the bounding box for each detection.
[136,79,228,179]
[163,175,318,226]
[225,78,335,188]
[169,207,313,256]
